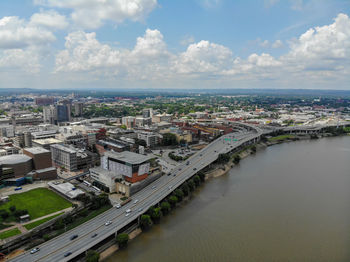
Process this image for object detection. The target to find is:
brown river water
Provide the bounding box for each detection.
[107,136,350,262]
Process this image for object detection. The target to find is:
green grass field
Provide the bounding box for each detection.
[0,188,71,221]
[24,212,64,230]
[0,228,21,239]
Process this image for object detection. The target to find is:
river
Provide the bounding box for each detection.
[107,136,350,262]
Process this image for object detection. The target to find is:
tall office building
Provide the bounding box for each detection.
[74,102,84,117]
[14,132,32,148]
[56,105,71,123]
[142,108,153,118]
[43,104,71,125]
[43,105,56,124]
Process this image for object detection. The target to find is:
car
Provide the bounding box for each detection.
[173,174,176,177]
[138,208,143,212]
[91,233,98,238]
[200,154,202,156]
[125,213,130,217]
[115,204,121,209]
[179,168,182,171]
[186,161,190,165]
[14,187,22,191]
[30,247,40,254]
[125,209,131,213]
[152,185,156,189]
[70,234,78,240]
[168,186,172,190]
[133,199,138,204]
[193,168,197,171]
[167,173,171,176]
[105,220,112,226]
[64,252,72,257]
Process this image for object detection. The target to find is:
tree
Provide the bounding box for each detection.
[1,211,9,219]
[150,207,162,223]
[161,133,178,146]
[198,172,205,183]
[140,215,152,230]
[174,189,184,202]
[116,233,129,249]
[193,175,200,186]
[86,250,100,262]
[53,218,65,230]
[180,183,190,197]
[217,153,230,164]
[233,155,241,164]
[187,179,195,192]
[160,202,171,215]
[9,205,16,213]
[120,124,127,130]
[168,195,178,207]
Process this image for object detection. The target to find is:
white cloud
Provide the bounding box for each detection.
[0,48,41,73]
[282,13,350,70]
[180,35,195,46]
[0,16,55,49]
[260,40,270,48]
[272,39,283,48]
[30,9,68,30]
[55,29,171,80]
[35,0,158,29]
[173,40,233,74]
[55,31,122,72]
[199,0,222,9]
[52,13,350,89]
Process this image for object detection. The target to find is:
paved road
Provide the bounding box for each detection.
[11,126,261,262]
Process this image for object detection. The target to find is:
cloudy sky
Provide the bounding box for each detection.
[0,0,349,90]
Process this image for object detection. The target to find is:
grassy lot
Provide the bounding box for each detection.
[24,212,64,231]
[0,188,71,221]
[268,135,296,141]
[0,228,21,240]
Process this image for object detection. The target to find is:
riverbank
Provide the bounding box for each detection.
[99,228,142,261]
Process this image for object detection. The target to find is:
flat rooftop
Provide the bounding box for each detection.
[104,151,151,165]
[50,144,77,154]
[33,138,63,145]
[24,147,50,155]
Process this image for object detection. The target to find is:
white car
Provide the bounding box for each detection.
[125,209,131,213]
[30,247,40,254]
[104,220,112,226]
[115,204,121,209]
[125,213,130,217]
[133,199,138,204]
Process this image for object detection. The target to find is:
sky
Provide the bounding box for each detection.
[0,0,349,90]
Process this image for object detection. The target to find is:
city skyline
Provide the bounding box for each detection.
[0,0,349,90]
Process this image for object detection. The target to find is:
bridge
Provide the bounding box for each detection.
[10,123,262,262]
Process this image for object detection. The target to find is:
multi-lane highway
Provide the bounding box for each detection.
[11,125,261,262]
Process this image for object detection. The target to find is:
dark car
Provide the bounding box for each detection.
[193,168,197,171]
[64,252,72,257]
[91,233,98,238]
[70,234,78,240]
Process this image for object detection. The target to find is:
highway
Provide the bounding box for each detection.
[11,125,261,262]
